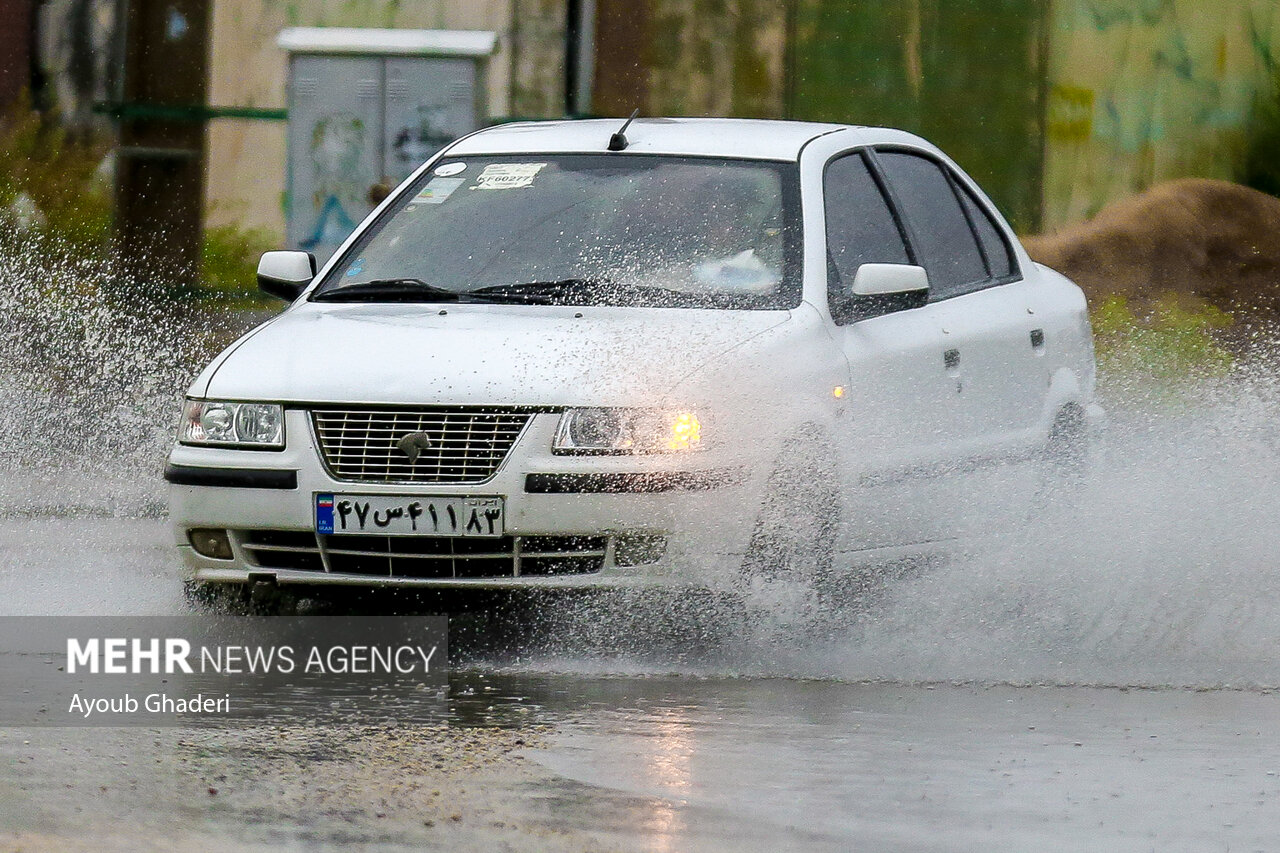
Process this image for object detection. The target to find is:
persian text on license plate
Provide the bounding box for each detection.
[315,494,504,537]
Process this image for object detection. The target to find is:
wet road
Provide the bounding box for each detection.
[530,677,1280,852]
[2,514,1279,851]
[8,231,1280,849]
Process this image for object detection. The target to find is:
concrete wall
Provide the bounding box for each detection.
[588,0,1047,230]
[31,0,118,128]
[789,0,1047,231]
[644,0,785,118]
[590,0,785,119]
[1043,0,1280,229]
[204,0,516,237]
[206,0,1280,239]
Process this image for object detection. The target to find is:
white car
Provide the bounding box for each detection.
[167,117,1102,605]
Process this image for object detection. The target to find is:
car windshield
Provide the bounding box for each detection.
[313,154,802,309]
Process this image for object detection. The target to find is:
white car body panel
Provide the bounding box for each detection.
[169,118,1101,594]
[444,118,849,160]
[202,302,791,408]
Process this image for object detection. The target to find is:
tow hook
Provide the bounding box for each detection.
[248,573,280,607]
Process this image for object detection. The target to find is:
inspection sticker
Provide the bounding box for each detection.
[474,162,546,190]
[411,177,465,205]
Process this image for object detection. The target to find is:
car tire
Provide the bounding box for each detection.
[741,431,839,584]
[1032,404,1090,511]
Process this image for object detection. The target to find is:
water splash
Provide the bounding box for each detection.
[498,367,1280,690]
[836,370,1280,689]
[0,234,258,518]
[6,235,1280,687]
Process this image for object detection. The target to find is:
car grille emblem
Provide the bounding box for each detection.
[396,432,435,463]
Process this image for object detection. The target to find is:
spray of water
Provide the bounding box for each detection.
[0,233,253,518]
[6,235,1280,687]
[504,360,1280,690]
[838,370,1280,690]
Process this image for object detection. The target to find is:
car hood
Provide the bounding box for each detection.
[199,302,791,407]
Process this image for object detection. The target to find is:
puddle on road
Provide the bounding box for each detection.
[497,674,1280,852]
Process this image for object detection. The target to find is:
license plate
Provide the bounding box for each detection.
[315,494,504,537]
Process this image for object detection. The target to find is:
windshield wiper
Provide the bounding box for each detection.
[316,277,753,308]
[312,278,464,303]
[469,279,605,304]
[472,279,720,307]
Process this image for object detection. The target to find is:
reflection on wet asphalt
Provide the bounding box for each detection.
[1,516,1279,850]
[515,675,1280,852]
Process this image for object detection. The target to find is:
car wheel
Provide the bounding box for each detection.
[1033,404,1089,510]
[741,433,839,585]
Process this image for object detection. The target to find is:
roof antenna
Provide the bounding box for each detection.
[608,108,640,151]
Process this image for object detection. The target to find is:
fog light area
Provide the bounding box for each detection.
[188,528,233,560]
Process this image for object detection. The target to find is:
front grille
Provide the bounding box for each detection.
[236,530,607,577]
[241,530,324,570]
[311,407,534,484]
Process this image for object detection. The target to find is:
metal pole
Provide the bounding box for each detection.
[113,0,210,296]
[565,0,582,115]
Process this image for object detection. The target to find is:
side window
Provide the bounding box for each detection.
[823,152,910,316]
[876,151,987,299]
[956,180,1017,279]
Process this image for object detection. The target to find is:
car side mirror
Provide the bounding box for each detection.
[851,263,929,297]
[257,251,316,302]
[846,263,930,320]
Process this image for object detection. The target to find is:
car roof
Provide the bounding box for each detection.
[445,117,914,161]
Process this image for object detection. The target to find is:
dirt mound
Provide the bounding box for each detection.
[1023,179,1280,320]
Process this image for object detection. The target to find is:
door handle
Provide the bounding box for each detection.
[943,348,960,371]
[1030,328,1045,350]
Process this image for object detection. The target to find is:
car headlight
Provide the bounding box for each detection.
[553,408,704,454]
[180,399,285,448]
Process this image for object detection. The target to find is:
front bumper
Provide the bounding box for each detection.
[168,410,757,590]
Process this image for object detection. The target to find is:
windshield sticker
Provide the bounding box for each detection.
[434,162,466,177]
[411,177,465,205]
[474,163,546,190]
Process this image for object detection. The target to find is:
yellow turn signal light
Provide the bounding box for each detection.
[667,412,702,451]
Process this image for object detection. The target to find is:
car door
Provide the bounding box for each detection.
[872,149,1044,529]
[952,171,1050,448]
[823,150,957,549]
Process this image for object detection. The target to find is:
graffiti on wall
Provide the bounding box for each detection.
[1044,0,1280,228]
[300,113,367,251]
[1048,85,1096,142]
[390,104,455,171]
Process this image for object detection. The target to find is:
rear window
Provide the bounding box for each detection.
[957,181,1017,279]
